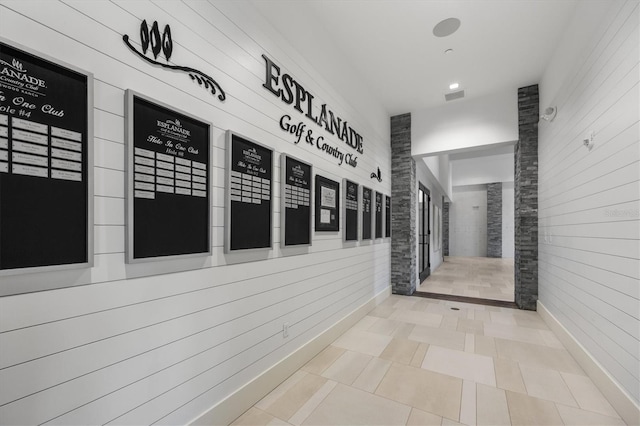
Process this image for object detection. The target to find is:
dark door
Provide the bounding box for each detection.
[419,183,431,282]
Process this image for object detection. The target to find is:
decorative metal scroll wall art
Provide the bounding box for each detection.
[123,20,226,101]
[370,166,382,182]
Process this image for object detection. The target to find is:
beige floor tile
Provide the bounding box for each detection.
[392,322,415,339]
[489,311,518,325]
[332,329,393,357]
[506,390,564,426]
[231,407,285,426]
[459,380,476,426]
[514,313,550,330]
[389,309,443,327]
[440,315,459,331]
[410,343,429,367]
[494,337,584,374]
[352,315,379,330]
[561,372,621,418]
[406,408,442,425]
[409,325,466,351]
[464,333,475,353]
[380,338,420,365]
[494,358,526,393]
[441,418,464,425]
[321,350,371,385]
[256,371,308,411]
[288,380,337,425]
[556,404,626,425]
[352,357,392,393]
[484,322,563,348]
[301,346,345,375]
[474,335,497,358]
[519,363,577,406]
[262,373,328,421]
[456,318,484,335]
[369,305,395,319]
[367,317,401,336]
[476,384,510,426]
[422,345,496,386]
[302,383,411,425]
[392,298,419,311]
[375,363,462,421]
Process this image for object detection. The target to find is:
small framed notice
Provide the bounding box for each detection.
[125,90,211,262]
[0,38,93,279]
[225,131,273,252]
[281,154,312,247]
[343,179,359,241]
[375,191,383,239]
[385,195,391,238]
[315,175,339,232]
[362,186,372,240]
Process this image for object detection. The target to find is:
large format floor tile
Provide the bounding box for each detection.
[417,257,515,302]
[232,295,625,426]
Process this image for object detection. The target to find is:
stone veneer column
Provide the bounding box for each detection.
[487,182,502,258]
[390,113,416,295]
[515,85,539,310]
[443,200,449,256]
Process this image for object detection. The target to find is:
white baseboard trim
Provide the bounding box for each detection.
[537,300,640,425]
[190,285,392,426]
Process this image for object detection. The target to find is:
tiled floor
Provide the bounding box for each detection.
[417,257,515,302]
[231,295,625,426]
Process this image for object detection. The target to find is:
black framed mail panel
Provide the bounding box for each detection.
[385,195,391,238]
[125,90,211,263]
[0,37,94,278]
[315,175,339,232]
[361,186,372,240]
[375,191,383,239]
[281,154,312,247]
[225,131,273,252]
[343,179,358,241]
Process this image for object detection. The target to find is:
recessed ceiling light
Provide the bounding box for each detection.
[449,82,459,90]
[444,48,454,54]
[433,18,461,37]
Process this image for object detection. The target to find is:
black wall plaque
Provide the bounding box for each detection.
[315,175,339,232]
[375,191,383,239]
[344,179,358,241]
[0,39,93,275]
[126,90,211,262]
[385,195,391,238]
[362,186,372,240]
[281,154,312,246]
[226,131,273,252]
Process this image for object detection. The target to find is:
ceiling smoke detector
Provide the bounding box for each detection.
[445,90,465,101]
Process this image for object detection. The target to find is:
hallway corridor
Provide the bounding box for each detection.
[417,257,515,302]
[231,295,624,425]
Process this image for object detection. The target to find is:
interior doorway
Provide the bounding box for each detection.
[418,183,430,282]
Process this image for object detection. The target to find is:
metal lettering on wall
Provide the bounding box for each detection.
[123,20,226,101]
[262,54,363,168]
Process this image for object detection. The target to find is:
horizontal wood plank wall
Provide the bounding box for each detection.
[538,0,639,406]
[0,0,391,424]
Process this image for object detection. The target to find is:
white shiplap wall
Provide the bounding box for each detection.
[0,1,391,424]
[538,0,639,405]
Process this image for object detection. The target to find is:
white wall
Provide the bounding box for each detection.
[502,181,514,258]
[451,153,514,187]
[538,0,639,408]
[411,88,518,157]
[0,1,391,425]
[449,185,487,257]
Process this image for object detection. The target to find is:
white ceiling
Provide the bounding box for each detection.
[251,0,579,116]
